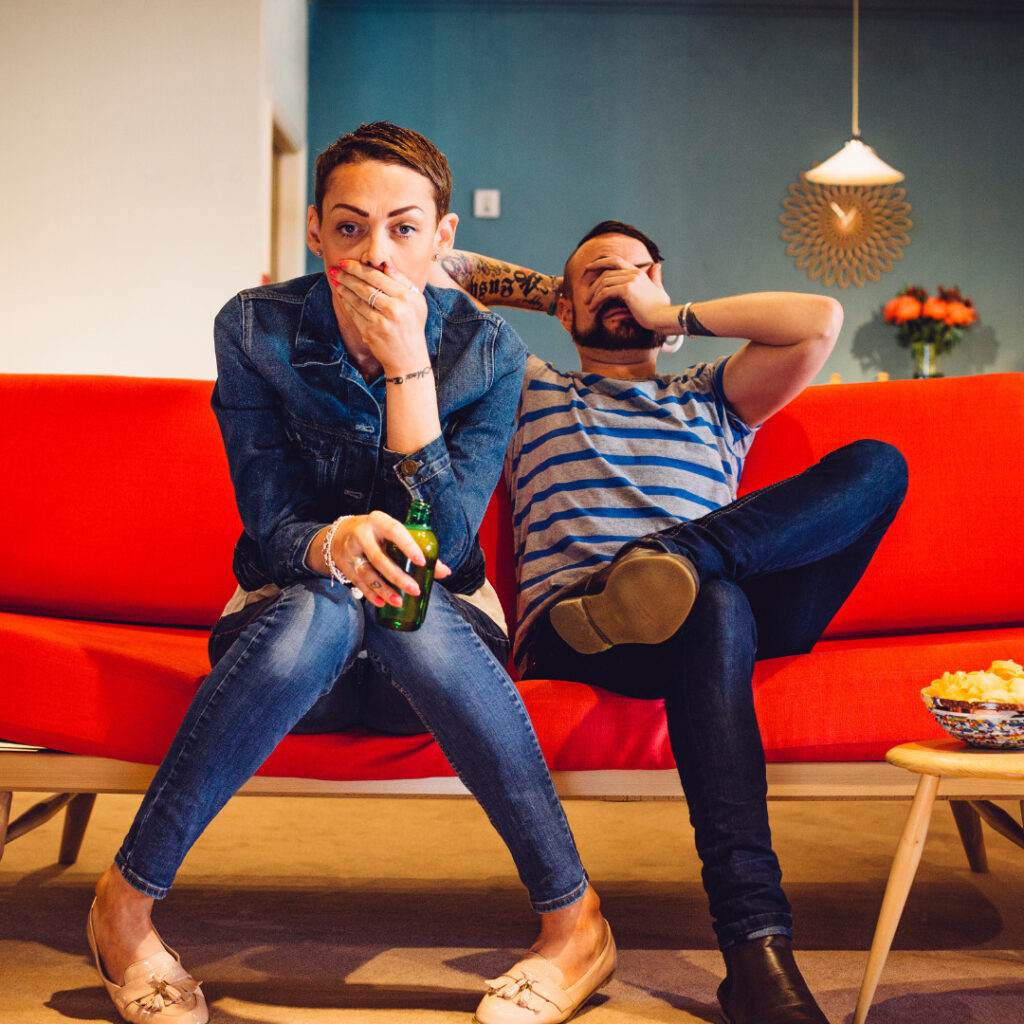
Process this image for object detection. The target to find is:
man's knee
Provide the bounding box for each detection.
[686,579,757,655]
[832,438,908,503]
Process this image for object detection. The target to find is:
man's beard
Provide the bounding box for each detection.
[571,302,661,352]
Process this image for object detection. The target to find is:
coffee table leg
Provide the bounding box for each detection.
[853,772,940,1024]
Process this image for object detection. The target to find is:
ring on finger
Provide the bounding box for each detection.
[368,288,383,310]
[408,284,419,295]
[352,555,368,572]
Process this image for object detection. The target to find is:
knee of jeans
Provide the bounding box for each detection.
[843,438,909,501]
[262,580,365,692]
[687,579,757,653]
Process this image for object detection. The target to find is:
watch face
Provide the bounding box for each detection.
[780,175,913,288]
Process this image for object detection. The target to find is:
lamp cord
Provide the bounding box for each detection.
[852,0,860,137]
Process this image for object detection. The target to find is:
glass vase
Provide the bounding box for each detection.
[912,341,941,379]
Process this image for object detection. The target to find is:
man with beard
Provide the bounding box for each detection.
[438,221,907,1024]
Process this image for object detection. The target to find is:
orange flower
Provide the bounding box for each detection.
[921,297,949,321]
[884,295,922,324]
[945,301,977,326]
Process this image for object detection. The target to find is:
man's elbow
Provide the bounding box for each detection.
[814,296,844,352]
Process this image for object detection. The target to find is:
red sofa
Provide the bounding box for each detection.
[3,372,1024,860]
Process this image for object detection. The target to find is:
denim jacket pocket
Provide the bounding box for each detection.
[282,413,378,496]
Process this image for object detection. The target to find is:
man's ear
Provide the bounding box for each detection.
[433,212,459,257]
[306,205,323,256]
[556,294,574,335]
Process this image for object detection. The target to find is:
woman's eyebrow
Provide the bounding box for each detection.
[328,203,425,217]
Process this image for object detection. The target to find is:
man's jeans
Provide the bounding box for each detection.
[117,582,588,914]
[524,439,908,947]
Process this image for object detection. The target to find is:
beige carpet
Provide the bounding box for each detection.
[2,792,1023,1023]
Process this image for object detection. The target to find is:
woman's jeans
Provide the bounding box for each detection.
[116,583,588,914]
[524,440,908,948]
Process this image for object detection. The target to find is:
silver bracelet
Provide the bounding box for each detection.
[677,301,693,336]
[322,515,363,599]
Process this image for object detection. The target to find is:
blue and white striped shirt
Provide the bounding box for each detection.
[504,353,757,668]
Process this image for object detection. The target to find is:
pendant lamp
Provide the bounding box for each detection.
[806,0,903,185]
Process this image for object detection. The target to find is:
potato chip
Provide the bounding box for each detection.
[923,659,1024,704]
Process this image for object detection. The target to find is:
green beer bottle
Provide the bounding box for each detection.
[375,499,437,631]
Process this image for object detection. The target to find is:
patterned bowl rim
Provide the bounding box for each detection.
[921,688,1024,714]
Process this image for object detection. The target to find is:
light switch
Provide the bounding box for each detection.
[473,189,501,218]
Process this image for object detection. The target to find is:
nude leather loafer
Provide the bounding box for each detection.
[87,900,209,1024]
[474,921,616,1023]
[549,547,699,654]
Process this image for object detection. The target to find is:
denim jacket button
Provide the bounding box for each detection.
[399,458,420,476]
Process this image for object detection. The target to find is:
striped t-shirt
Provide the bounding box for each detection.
[504,353,757,669]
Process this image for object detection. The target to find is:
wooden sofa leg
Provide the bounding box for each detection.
[0,791,12,862]
[59,793,97,865]
[950,800,988,872]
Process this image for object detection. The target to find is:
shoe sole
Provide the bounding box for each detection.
[550,552,698,654]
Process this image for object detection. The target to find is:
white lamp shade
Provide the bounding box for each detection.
[805,137,904,185]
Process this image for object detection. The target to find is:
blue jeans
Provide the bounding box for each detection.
[116,581,588,914]
[523,440,908,947]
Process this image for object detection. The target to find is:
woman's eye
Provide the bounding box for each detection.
[336,223,359,236]
[394,224,417,237]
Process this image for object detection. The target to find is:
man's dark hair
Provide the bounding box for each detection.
[561,220,663,299]
[314,122,452,219]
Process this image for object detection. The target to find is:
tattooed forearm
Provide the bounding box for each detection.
[678,303,718,337]
[440,250,558,311]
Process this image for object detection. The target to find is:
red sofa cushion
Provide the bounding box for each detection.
[4,608,1021,772]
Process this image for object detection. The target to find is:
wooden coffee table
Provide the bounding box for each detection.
[853,738,1024,1023]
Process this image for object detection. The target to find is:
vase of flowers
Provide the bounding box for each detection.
[884,285,978,378]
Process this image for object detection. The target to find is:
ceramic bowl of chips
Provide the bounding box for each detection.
[921,692,1024,749]
[920,659,1024,749]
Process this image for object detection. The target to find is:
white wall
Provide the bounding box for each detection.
[0,0,308,380]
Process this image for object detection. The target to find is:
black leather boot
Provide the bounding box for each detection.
[717,936,829,1024]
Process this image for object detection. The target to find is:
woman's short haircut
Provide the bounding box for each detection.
[562,220,664,299]
[314,122,453,220]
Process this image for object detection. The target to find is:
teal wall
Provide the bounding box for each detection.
[307,0,1023,383]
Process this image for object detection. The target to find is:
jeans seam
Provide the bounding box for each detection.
[119,606,276,874]
[369,601,587,912]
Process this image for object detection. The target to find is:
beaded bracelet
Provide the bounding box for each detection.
[322,515,363,599]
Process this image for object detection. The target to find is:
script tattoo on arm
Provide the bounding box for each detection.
[440,251,558,312]
[678,304,718,337]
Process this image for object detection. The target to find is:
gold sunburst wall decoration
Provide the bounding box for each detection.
[780,174,913,288]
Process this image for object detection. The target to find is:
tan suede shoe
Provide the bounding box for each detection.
[549,547,699,654]
[474,921,616,1023]
[87,901,209,1024]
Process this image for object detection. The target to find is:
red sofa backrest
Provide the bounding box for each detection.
[738,374,1024,637]
[3,373,1023,639]
[1,374,241,627]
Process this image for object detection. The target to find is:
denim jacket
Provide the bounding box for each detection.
[212,273,527,597]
